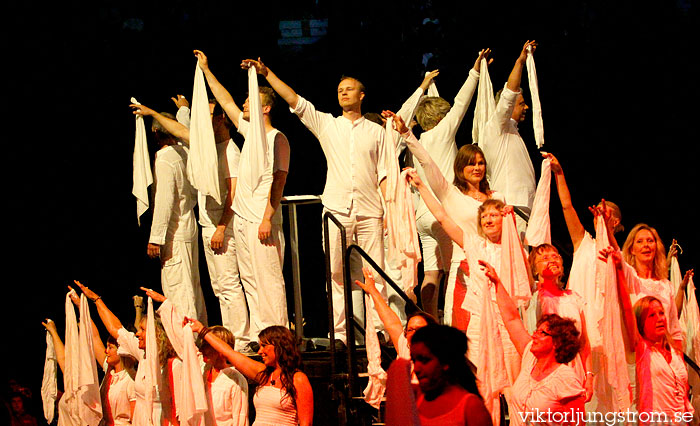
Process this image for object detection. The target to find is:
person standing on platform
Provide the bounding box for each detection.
[129,104,207,323]
[478,41,538,237]
[243,57,388,345]
[194,50,291,347]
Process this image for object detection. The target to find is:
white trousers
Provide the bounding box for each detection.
[324,206,386,344]
[160,238,208,324]
[383,233,406,326]
[234,213,288,341]
[201,225,250,350]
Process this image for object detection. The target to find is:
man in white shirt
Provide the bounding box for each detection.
[194,50,291,345]
[478,40,538,237]
[128,104,208,324]
[243,57,388,344]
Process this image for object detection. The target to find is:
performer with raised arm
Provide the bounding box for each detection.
[128,103,208,324]
[478,41,538,237]
[194,50,291,344]
[242,57,387,345]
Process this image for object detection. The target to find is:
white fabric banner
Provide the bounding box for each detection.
[145,297,159,425]
[524,158,552,246]
[362,295,387,409]
[41,328,58,424]
[131,97,153,226]
[78,294,103,425]
[472,57,495,144]
[245,66,271,194]
[187,62,221,204]
[526,46,545,149]
[58,292,80,426]
[500,212,532,309]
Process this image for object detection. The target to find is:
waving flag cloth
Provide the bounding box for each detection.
[144,297,160,425]
[524,158,551,247]
[362,294,387,409]
[78,294,103,425]
[595,215,632,412]
[41,325,58,424]
[525,45,545,149]
[158,299,208,425]
[472,57,495,144]
[187,61,221,204]
[500,212,532,309]
[131,97,153,226]
[384,118,421,293]
[245,65,272,195]
[58,292,80,426]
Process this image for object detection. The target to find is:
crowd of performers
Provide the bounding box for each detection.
[39,39,699,426]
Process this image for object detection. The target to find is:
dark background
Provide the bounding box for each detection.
[5,0,697,422]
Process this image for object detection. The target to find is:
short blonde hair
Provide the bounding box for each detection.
[415,96,451,130]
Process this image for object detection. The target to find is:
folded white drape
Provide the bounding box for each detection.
[245,65,271,195]
[596,216,631,411]
[131,97,153,226]
[41,328,58,424]
[158,299,207,425]
[363,295,387,409]
[524,158,551,247]
[187,61,221,204]
[500,213,532,308]
[145,297,159,425]
[59,292,81,426]
[526,46,544,149]
[384,119,421,294]
[78,294,103,425]
[472,57,495,144]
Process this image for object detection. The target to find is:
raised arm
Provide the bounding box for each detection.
[194,50,243,128]
[67,289,107,367]
[130,103,190,142]
[242,58,299,109]
[72,280,125,339]
[405,169,464,247]
[481,260,532,356]
[355,268,404,348]
[543,152,586,251]
[506,41,536,93]
[43,319,66,374]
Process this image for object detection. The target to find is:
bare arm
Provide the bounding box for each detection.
[506,41,536,92]
[294,372,314,426]
[355,268,403,348]
[242,58,299,109]
[194,50,242,128]
[258,170,288,243]
[481,260,532,356]
[543,152,585,251]
[130,103,190,142]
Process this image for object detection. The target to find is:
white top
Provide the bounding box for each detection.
[291,96,387,217]
[478,85,536,210]
[204,367,249,426]
[252,386,297,426]
[510,342,585,426]
[101,367,136,426]
[412,69,480,220]
[198,140,241,229]
[234,119,290,224]
[149,145,198,245]
[525,289,586,335]
[636,338,693,417]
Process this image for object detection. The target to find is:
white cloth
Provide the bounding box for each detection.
[499,212,532,309]
[244,66,270,196]
[198,140,241,229]
[363,295,387,409]
[131,97,153,226]
[78,294,103,425]
[472,57,495,145]
[100,367,136,426]
[290,96,386,217]
[383,121,421,294]
[203,367,248,426]
[187,61,221,204]
[41,329,58,424]
[59,293,81,426]
[145,297,159,425]
[682,276,700,366]
[525,46,545,149]
[477,85,536,210]
[524,159,551,247]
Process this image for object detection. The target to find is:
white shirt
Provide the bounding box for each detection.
[291,96,387,217]
[198,140,241,229]
[149,145,198,244]
[101,366,136,426]
[412,69,480,220]
[478,86,536,210]
[233,119,290,224]
[203,367,249,426]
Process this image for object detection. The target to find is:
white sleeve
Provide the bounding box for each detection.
[117,328,144,362]
[149,157,176,245]
[176,106,191,129]
[290,95,331,140]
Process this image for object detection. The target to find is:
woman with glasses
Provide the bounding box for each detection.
[482,260,585,425]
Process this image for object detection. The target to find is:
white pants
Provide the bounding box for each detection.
[201,225,250,350]
[383,233,406,326]
[234,213,288,341]
[324,206,386,344]
[416,213,453,272]
[160,238,207,324]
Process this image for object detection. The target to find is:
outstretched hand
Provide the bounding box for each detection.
[73,280,100,302]
[598,246,622,270]
[355,267,380,296]
[67,286,80,306]
[193,50,209,70]
[478,260,501,287]
[140,287,166,303]
[130,103,155,117]
[171,94,189,109]
[381,110,409,134]
[184,317,205,333]
[473,48,493,72]
[42,318,57,334]
[541,151,562,174]
[404,167,423,189]
[241,57,268,77]
[518,40,537,62]
[420,70,439,91]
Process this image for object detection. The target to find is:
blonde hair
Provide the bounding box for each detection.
[634,296,671,347]
[622,223,667,280]
[415,96,451,130]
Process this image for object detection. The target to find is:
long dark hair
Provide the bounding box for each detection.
[411,325,481,398]
[255,326,303,407]
[453,144,490,194]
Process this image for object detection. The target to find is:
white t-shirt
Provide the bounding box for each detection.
[203,366,249,426]
[101,366,136,426]
[198,139,241,229]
